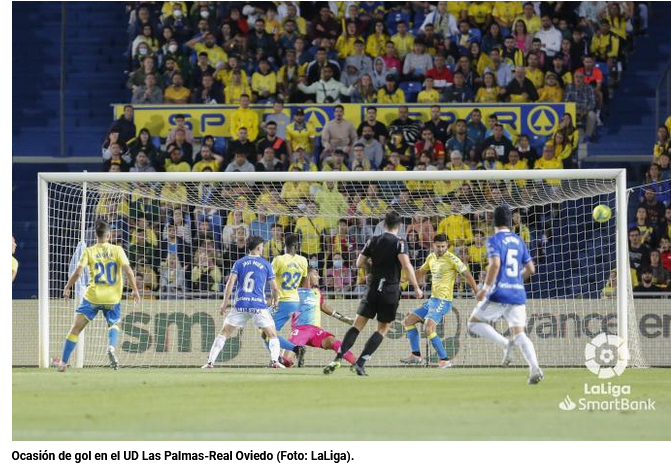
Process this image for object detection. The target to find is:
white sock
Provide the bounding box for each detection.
[268,337,281,362]
[513,332,539,372]
[208,334,227,364]
[468,322,508,348]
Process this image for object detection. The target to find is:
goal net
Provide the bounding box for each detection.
[34,170,652,368]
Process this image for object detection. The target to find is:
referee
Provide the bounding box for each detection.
[324,211,423,376]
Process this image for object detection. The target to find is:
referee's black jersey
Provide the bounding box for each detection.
[360,232,407,289]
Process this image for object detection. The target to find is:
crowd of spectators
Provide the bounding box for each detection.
[98,2,668,299]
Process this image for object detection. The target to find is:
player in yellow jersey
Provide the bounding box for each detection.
[267,233,308,366]
[54,220,140,372]
[401,234,477,368]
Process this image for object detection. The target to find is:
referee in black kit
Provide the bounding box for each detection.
[323,211,423,376]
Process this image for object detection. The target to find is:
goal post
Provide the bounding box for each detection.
[36,169,649,369]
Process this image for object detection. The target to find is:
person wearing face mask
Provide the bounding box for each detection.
[189,2,217,31]
[132,24,160,61]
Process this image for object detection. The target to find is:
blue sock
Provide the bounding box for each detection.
[62,334,78,364]
[278,336,295,351]
[108,325,119,348]
[429,332,448,360]
[405,325,420,355]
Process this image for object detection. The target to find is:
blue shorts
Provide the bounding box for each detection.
[413,298,452,323]
[76,299,121,326]
[273,301,301,330]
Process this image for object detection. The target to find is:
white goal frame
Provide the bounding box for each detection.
[37,169,629,369]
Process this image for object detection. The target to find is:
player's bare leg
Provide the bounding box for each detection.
[202,323,237,368]
[424,319,451,368]
[400,313,424,365]
[324,315,369,374]
[509,326,543,384]
[467,316,512,366]
[53,314,89,372]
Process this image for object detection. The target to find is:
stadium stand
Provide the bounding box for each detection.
[12,2,671,299]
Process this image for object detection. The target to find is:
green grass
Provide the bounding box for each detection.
[12,367,670,440]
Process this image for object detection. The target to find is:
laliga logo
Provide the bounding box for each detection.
[584,333,629,379]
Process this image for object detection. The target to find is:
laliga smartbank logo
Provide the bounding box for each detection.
[584,332,628,378]
[557,333,655,412]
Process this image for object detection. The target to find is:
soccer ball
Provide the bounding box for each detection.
[592,205,612,223]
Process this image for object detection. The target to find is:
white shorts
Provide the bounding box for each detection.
[470,300,527,328]
[224,308,275,329]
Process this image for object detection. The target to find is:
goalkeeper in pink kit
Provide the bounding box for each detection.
[286,266,357,367]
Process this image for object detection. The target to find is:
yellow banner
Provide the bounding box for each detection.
[113,103,576,139]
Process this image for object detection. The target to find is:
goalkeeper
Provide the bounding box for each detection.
[400,234,478,368]
[284,266,357,367]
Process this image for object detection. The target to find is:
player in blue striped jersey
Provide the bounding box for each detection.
[467,205,543,385]
[202,236,284,369]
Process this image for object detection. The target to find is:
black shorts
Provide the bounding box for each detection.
[357,285,401,323]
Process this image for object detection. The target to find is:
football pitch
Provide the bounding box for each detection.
[12,367,670,441]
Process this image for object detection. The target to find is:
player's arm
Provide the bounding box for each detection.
[414,268,426,288]
[122,264,141,304]
[355,252,371,274]
[268,279,280,309]
[476,256,501,302]
[398,253,423,299]
[321,300,354,325]
[220,272,238,315]
[63,265,84,298]
[521,260,535,281]
[462,269,479,295]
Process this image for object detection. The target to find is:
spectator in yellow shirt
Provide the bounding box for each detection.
[512,210,531,245]
[357,184,389,216]
[251,59,277,103]
[504,149,529,187]
[229,95,259,141]
[468,1,493,29]
[377,75,406,103]
[224,69,252,104]
[493,1,523,35]
[514,2,541,34]
[538,72,563,102]
[294,203,326,256]
[534,144,563,185]
[335,21,361,59]
[525,53,544,89]
[366,21,389,57]
[549,131,574,168]
[417,77,440,103]
[286,109,316,155]
[288,146,318,172]
[475,72,500,102]
[437,212,474,247]
[391,22,415,59]
[163,72,191,103]
[479,147,504,170]
[467,230,488,278]
[186,32,227,68]
[192,145,222,172]
[214,56,249,87]
[164,147,191,172]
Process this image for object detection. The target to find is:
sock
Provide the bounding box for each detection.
[513,332,539,372]
[335,327,360,360]
[405,325,421,356]
[268,337,281,362]
[108,325,119,349]
[331,340,356,365]
[61,333,78,364]
[468,322,508,348]
[356,331,384,367]
[207,334,226,364]
[429,332,447,360]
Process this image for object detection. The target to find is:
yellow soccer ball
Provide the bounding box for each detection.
[593,205,612,223]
